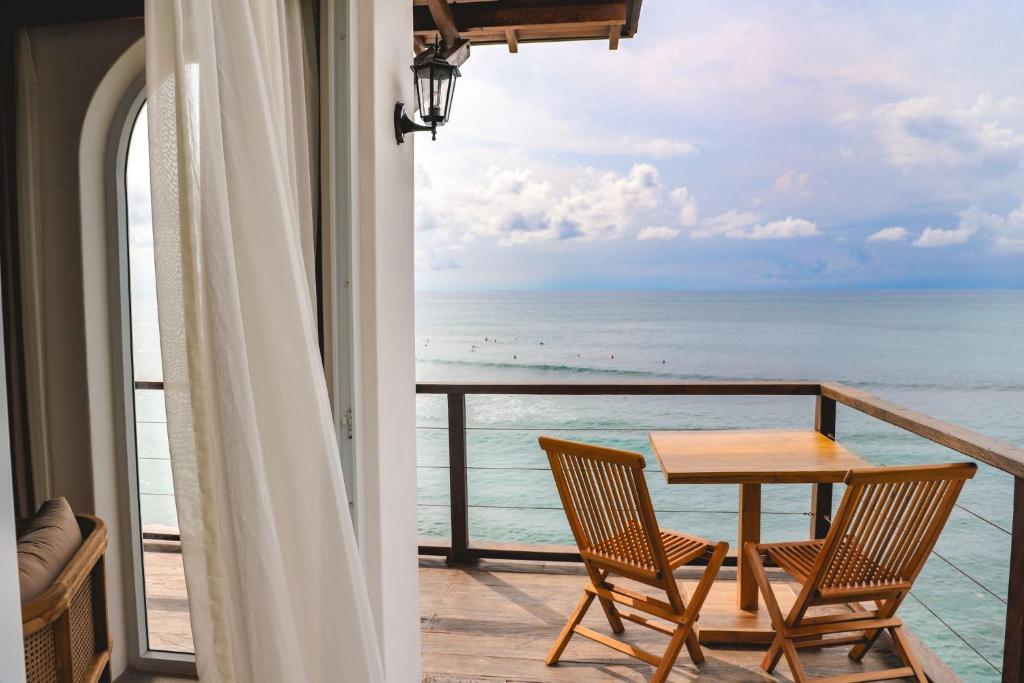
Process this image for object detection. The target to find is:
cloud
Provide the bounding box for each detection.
[867,94,1024,170]
[969,197,1024,253]
[867,227,908,242]
[774,170,809,193]
[909,198,1024,251]
[418,162,707,247]
[911,208,985,247]
[993,199,1024,252]
[670,188,699,226]
[913,225,976,248]
[691,211,820,240]
[637,226,680,241]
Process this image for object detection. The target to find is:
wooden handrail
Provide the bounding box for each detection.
[414,380,1024,478]
[416,380,822,395]
[820,382,1024,480]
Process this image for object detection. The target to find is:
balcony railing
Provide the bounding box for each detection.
[414,380,1024,683]
[135,377,1024,679]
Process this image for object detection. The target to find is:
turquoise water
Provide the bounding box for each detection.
[415,290,1024,681]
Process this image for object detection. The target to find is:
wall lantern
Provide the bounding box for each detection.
[394,43,461,144]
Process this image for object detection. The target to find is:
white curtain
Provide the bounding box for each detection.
[144,2,384,681]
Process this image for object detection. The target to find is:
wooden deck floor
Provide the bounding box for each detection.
[142,550,946,681]
[418,558,918,682]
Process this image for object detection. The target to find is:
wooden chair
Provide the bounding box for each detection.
[539,436,729,682]
[745,462,977,683]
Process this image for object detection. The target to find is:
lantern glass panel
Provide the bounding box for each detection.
[414,60,457,125]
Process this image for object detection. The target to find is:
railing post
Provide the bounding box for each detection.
[1003,476,1024,682]
[812,394,837,539]
[446,393,473,565]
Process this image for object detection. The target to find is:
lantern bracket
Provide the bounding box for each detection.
[395,102,436,144]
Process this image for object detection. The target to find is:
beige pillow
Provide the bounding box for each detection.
[18,497,83,603]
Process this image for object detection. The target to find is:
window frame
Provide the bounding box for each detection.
[107,76,197,675]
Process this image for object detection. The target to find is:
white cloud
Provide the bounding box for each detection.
[691,211,819,240]
[974,197,1024,253]
[418,160,820,250]
[911,207,986,247]
[910,198,1024,251]
[991,202,1024,252]
[637,226,680,241]
[867,226,908,242]
[670,187,699,226]
[418,163,704,247]
[913,226,976,248]
[868,94,1024,169]
[746,218,820,240]
[774,170,809,193]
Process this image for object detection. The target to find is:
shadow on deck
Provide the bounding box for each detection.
[141,549,954,682]
[420,557,948,682]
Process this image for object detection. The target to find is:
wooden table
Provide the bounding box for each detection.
[649,429,870,644]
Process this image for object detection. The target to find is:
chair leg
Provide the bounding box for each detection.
[677,541,729,667]
[849,594,903,661]
[675,579,704,665]
[545,590,596,665]
[762,635,784,673]
[586,567,625,634]
[744,543,796,675]
[780,638,809,683]
[888,625,927,682]
[651,623,692,683]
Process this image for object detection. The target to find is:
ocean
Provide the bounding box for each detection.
[414,290,1024,681]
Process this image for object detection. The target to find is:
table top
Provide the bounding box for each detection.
[649,429,870,484]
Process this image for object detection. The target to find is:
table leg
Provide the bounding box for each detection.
[737,483,762,611]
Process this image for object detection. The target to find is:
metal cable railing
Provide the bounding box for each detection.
[908,590,1003,675]
[135,379,1024,678]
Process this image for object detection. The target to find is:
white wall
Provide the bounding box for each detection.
[16,21,144,512]
[79,39,147,678]
[346,0,422,679]
[17,21,144,678]
[0,281,27,682]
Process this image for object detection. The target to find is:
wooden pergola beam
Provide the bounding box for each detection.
[413,2,627,34]
[608,24,620,49]
[426,0,461,48]
[505,28,518,53]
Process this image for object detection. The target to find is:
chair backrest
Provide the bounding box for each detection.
[813,463,976,596]
[540,436,668,579]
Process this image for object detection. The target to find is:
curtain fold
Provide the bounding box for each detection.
[144,1,384,680]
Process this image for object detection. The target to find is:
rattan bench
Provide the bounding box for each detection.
[21,514,112,683]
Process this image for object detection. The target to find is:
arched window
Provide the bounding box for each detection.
[124,103,194,656]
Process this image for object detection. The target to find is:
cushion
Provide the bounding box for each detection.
[17,497,83,603]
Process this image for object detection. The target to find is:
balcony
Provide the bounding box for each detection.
[138,380,1024,681]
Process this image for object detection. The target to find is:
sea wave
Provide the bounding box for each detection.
[417,357,1023,393]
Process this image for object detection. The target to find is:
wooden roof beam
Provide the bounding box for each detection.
[505,28,518,53]
[413,2,627,34]
[608,24,619,50]
[426,0,461,48]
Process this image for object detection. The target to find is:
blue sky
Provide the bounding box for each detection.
[414,0,1024,290]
